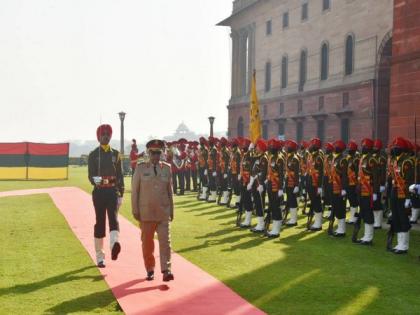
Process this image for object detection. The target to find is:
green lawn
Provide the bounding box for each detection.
[1,166,420,314]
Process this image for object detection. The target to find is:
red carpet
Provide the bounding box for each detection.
[0,187,265,315]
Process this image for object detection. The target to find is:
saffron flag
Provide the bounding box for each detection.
[249,70,262,143]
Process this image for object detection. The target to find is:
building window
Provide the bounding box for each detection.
[318,96,324,111]
[281,55,288,88]
[296,122,304,143]
[278,122,285,137]
[320,42,329,80]
[341,118,350,144]
[298,100,303,114]
[266,20,272,36]
[265,62,271,92]
[263,123,269,139]
[302,2,308,21]
[317,120,325,142]
[279,102,284,115]
[299,49,307,91]
[323,0,330,11]
[237,116,244,137]
[283,12,289,29]
[343,92,349,107]
[345,35,354,75]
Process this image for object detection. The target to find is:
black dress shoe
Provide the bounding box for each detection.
[333,232,346,237]
[111,242,121,261]
[393,249,408,255]
[374,226,382,230]
[360,240,373,245]
[146,271,154,281]
[286,223,297,227]
[240,224,251,228]
[310,227,322,231]
[266,233,280,238]
[250,227,265,233]
[97,261,106,268]
[162,271,174,282]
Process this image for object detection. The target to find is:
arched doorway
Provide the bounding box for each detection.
[375,32,392,145]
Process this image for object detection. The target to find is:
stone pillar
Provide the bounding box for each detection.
[231,31,239,98]
[389,0,420,143]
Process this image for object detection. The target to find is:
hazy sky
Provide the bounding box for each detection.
[0,0,232,143]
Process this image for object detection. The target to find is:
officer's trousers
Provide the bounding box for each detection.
[359,196,374,224]
[239,185,253,213]
[172,172,178,194]
[332,193,346,219]
[140,221,171,273]
[308,186,322,213]
[177,171,185,194]
[286,186,298,208]
[268,189,282,220]
[391,190,411,233]
[191,169,198,191]
[347,185,359,208]
[92,187,119,238]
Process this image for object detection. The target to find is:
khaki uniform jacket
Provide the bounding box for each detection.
[131,160,174,222]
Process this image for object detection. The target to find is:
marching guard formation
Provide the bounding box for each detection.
[162,135,420,255]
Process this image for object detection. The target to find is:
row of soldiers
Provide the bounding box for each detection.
[166,135,419,255]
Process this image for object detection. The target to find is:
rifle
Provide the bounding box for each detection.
[327,210,335,235]
[386,217,394,251]
[306,206,314,230]
[264,183,273,233]
[236,189,244,227]
[352,212,362,242]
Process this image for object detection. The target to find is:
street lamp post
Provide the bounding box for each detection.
[208,116,215,137]
[118,111,126,155]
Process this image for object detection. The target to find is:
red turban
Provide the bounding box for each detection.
[96,124,112,141]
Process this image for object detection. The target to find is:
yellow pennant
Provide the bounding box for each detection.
[249,70,262,143]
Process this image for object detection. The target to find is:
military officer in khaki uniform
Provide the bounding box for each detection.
[131,139,174,282]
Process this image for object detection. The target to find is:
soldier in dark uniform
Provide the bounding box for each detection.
[354,138,379,245]
[409,144,420,224]
[198,137,209,200]
[266,139,285,237]
[298,141,309,213]
[88,124,124,268]
[250,139,269,232]
[219,137,231,205]
[372,139,387,229]
[189,141,199,192]
[176,138,188,195]
[239,138,254,228]
[323,142,334,219]
[207,137,219,202]
[389,137,414,254]
[285,140,300,226]
[345,141,360,224]
[330,140,348,237]
[229,138,242,208]
[307,138,324,231]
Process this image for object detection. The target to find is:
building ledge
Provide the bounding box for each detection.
[290,113,308,121]
[333,108,353,117]
[311,111,329,120]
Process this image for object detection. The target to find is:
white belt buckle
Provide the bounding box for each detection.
[103,179,109,185]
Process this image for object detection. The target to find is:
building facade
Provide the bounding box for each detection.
[218,0,394,144]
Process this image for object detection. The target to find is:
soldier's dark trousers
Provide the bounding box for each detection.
[268,190,282,220]
[391,190,411,233]
[239,185,253,213]
[359,196,374,224]
[286,187,298,208]
[219,175,228,191]
[308,186,322,213]
[208,173,216,191]
[373,192,383,210]
[185,170,191,191]
[177,171,185,194]
[191,170,198,191]
[347,185,359,208]
[323,180,332,207]
[252,189,264,217]
[332,193,346,219]
[230,174,240,195]
[199,168,208,187]
[172,172,178,194]
[92,187,119,238]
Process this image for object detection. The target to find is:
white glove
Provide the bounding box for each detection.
[249,143,254,150]
[93,176,102,185]
[264,179,268,185]
[212,171,217,177]
[223,173,228,179]
[247,182,253,191]
[237,174,241,181]
[250,176,256,185]
[405,198,412,209]
[317,187,322,195]
[373,194,377,202]
[278,189,284,197]
[293,186,299,194]
[257,184,264,194]
[409,184,417,193]
[302,189,306,194]
[204,169,208,176]
[380,186,385,193]
[341,189,347,197]
[117,197,123,209]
